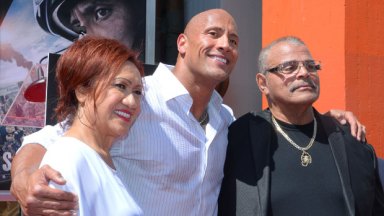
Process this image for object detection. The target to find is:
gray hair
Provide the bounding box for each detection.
[258,36,307,73]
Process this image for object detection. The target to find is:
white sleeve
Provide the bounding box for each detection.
[20,123,66,150]
[40,139,83,194]
[39,140,79,193]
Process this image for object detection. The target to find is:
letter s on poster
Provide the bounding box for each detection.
[2,152,12,172]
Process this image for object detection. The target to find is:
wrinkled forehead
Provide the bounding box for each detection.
[267,43,313,65]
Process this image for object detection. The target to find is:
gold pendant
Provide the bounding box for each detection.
[301,151,312,167]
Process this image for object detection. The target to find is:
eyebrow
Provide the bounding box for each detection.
[205,27,239,39]
[229,31,239,40]
[115,77,143,88]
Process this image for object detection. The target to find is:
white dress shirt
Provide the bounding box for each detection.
[21,63,235,216]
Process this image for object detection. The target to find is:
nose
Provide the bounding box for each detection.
[296,62,310,78]
[73,25,87,35]
[70,14,88,36]
[122,93,140,111]
[217,35,230,51]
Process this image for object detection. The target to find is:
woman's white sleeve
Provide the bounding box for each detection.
[20,123,66,150]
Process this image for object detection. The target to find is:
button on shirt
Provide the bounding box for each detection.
[21,63,235,216]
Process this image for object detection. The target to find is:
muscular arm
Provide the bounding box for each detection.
[11,144,78,216]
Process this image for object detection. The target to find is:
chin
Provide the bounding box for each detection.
[294,98,318,106]
[114,125,131,137]
[215,71,231,82]
[284,94,316,105]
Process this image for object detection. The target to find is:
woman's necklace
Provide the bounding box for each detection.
[271,115,317,167]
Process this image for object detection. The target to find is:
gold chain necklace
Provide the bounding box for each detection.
[271,115,317,167]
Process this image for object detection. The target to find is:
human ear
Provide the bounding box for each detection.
[177,33,187,54]
[75,87,87,107]
[256,73,268,94]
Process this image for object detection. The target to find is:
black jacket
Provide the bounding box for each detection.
[218,109,384,216]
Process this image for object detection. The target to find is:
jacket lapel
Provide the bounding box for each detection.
[247,111,273,216]
[318,114,355,216]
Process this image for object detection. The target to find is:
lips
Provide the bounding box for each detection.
[114,109,132,122]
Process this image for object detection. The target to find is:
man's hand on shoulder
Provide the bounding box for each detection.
[325,109,366,142]
[10,144,78,215]
[12,165,78,215]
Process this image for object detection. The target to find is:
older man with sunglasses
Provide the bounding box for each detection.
[218,36,384,216]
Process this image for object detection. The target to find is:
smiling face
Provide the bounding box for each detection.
[178,9,239,86]
[257,42,320,109]
[69,0,135,48]
[81,61,143,138]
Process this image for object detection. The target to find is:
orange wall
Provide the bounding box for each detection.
[262,0,383,157]
[345,0,384,157]
[262,0,346,112]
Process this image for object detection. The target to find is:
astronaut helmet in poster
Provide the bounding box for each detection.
[33,0,146,49]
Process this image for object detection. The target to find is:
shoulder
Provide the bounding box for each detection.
[229,109,270,130]
[317,112,377,162]
[143,63,173,88]
[141,64,175,106]
[219,103,236,124]
[45,137,87,154]
[21,123,65,149]
[41,137,96,172]
[229,112,254,127]
[316,110,355,140]
[227,110,273,150]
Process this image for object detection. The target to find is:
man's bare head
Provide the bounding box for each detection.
[184,9,238,37]
[175,9,239,89]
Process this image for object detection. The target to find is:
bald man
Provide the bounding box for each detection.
[11,9,365,216]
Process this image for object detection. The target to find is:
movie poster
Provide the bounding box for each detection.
[0,0,70,193]
[0,0,147,195]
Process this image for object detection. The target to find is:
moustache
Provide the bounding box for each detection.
[289,81,318,92]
